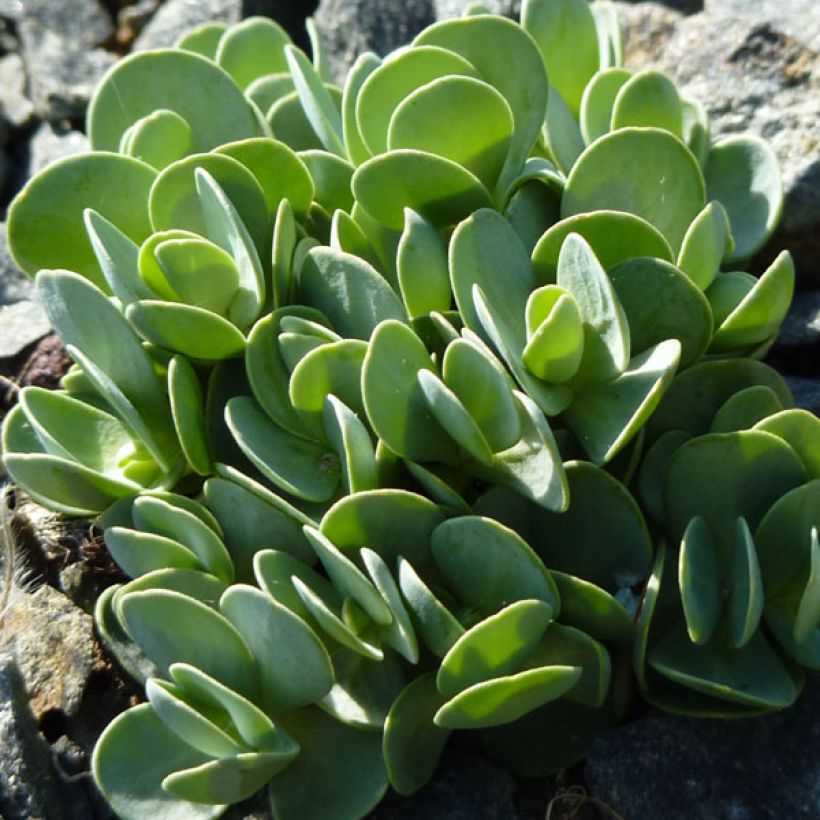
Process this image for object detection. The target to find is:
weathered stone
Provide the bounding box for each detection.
[313,0,434,84]
[133,0,309,51]
[0,54,34,129]
[0,300,50,358]
[774,290,820,349]
[369,749,517,820]
[434,0,520,19]
[0,223,33,306]
[27,122,89,177]
[0,654,91,820]
[16,0,115,121]
[2,583,103,722]
[617,5,820,285]
[786,376,820,414]
[586,675,820,819]
[707,0,820,53]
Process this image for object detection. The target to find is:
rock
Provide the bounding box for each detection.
[586,675,820,819]
[27,122,89,177]
[0,301,50,358]
[617,6,820,286]
[707,0,820,53]
[369,749,517,820]
[16,0,116,121]
[434,0,520,19]
[313,0,435,84]
[773,290,820,349]
[13,335,72,391]
[786,376,820,413]
[0,653,91,820]
[0,54,35,129]
[2,584,103,722]
[133,0,309,51]
[0,223,49,360]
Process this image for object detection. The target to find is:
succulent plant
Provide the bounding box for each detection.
[0,1,815,818]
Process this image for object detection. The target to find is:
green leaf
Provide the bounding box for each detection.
[564,339,682,464]
[415,15,548,191]
[434,665,581,729]
[322,396,378,495]
[611,70,683,136]
[105,528,201,578]
[388,75,513,189]
[437,599,553,698]
[342,51,381,164]
[123,109,195,171]
[320,489,444,569]
[678,516,722,646]
[298,150,354,213]
[352,149,492,231]
[676,201,734,291]
[728,517,764,649]
[754,410,820,480]
[355,45,477,155]
[175,22,226,58]
[591,0,623,68]
[397,208,451,318]
[220,584,334,714]
[225,396,340,502]
[362,320,457,463]
[299,247,405,339]
[579,68,631,143]
[542,85,585,175]
[168,356,211,476]
[709,251,795,353]
[550,571,634,644]
[710,385,784,434]
[531,210,674,284]
[383,673,450,796]
[664,431,807,554]
[88,49,261,151]
[215,16,291,89]
[215,138,314,217]
[397,557,465,658]
[117,569,227,612]
[442,338,521,451]
[9,154,156,288]
[269,707,388,820]
[92,704,222,820]
[609,256,713,368]
[126,301,247,360]
[83,208,152,305]
[794,528,820,645]
[132,496,234,584]
[562,128,705,253]
[285,45,345,157]
[556,233,629,386]
[522,0,599,117]
[649,622,799,710]
[120,590,255,696]
[432,516,560,617]
[163,752,294,805]
[266,87,342,152]
[704,136,783,263]
[203,477,313,579]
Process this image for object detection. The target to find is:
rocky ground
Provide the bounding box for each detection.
[0,1,817,818]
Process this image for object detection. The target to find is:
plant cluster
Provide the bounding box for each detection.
[1,1,818,818]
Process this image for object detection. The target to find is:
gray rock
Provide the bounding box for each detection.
[369,749,518,820]
[0,54,34,129]
[786,376,820,413]
[774,290,820,348]
[133,0,302,51]
[313,0,435,84]
[618,7,820,286]
[586,675,820,819]
[27,122,89,177]
[0,301,50,358]
[0,654,91,820]
[707,0,820,53]
[16,0,115,121]
[434,0,520,20]
[0,223,49,358]
[2,583,103,722]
